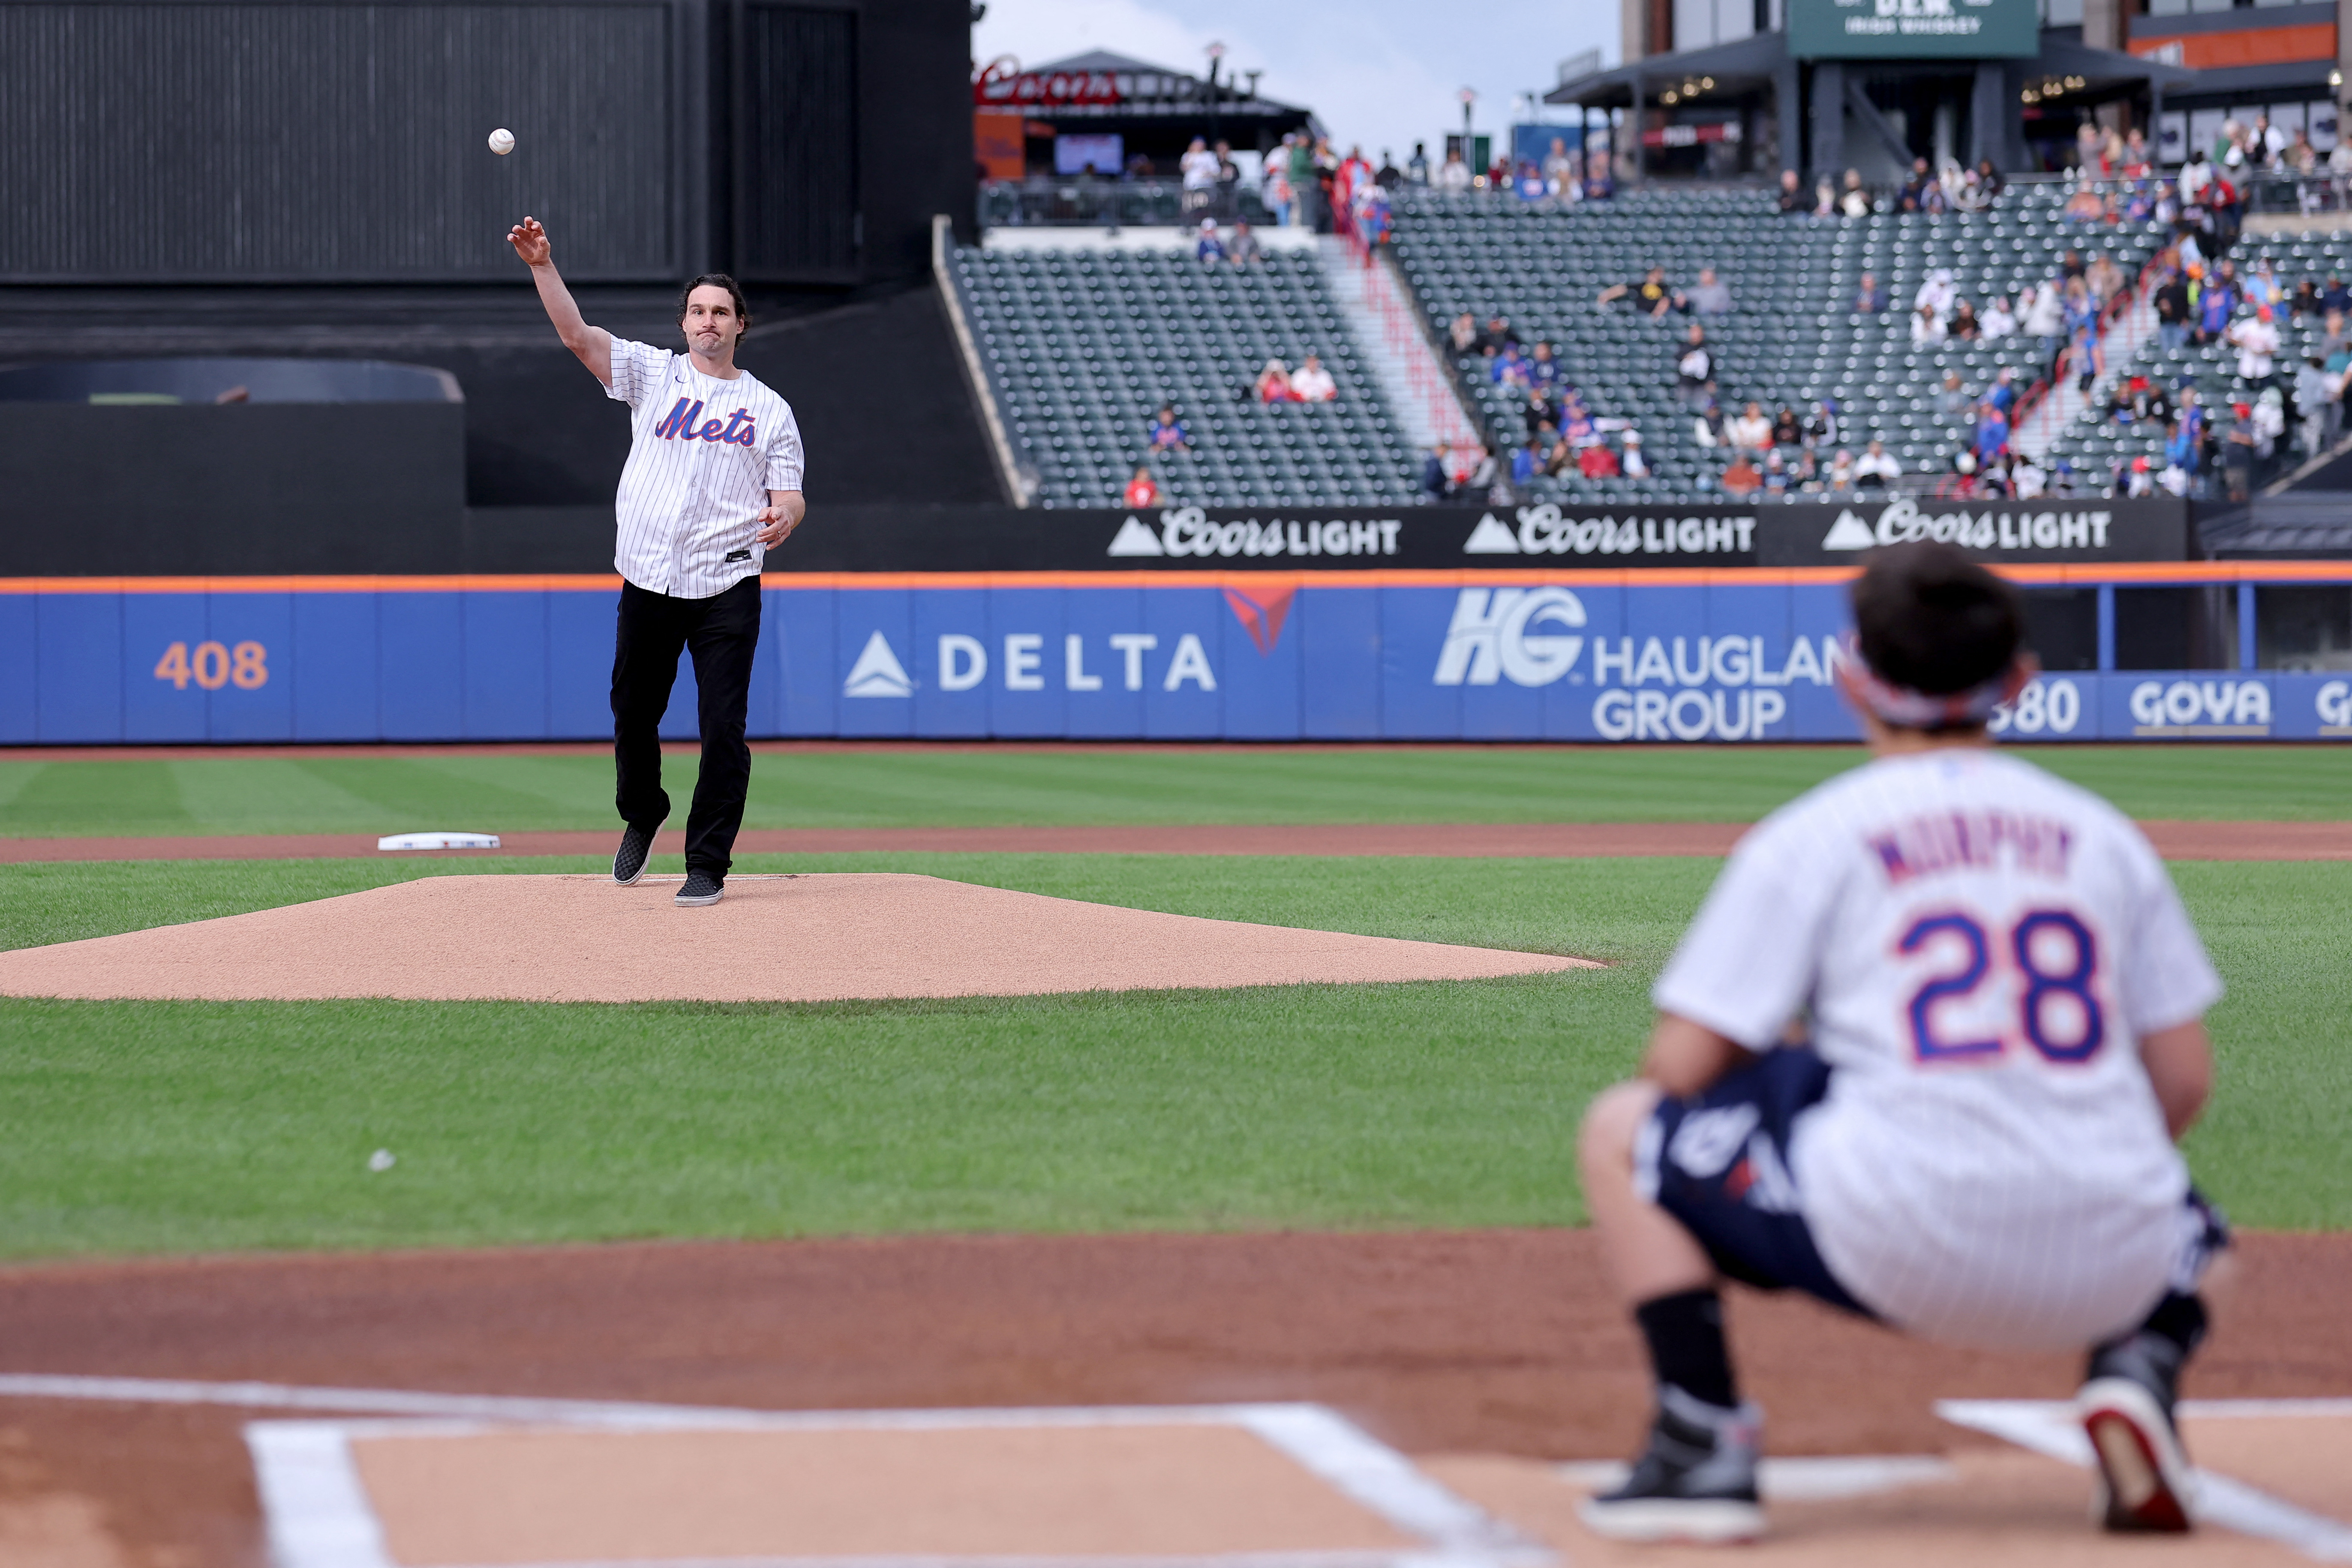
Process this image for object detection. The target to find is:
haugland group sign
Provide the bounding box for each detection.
[773,499,2188,573]
[1786,0,2040,59]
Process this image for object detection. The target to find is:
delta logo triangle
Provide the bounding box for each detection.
[1821,509,1880,551]
[1222,583,1297,656]
[1107,516,1165,556]
[842,630,913,698]
[1462,514,1521,553]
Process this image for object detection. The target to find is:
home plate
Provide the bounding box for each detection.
[245,1403,1548,1568]
[0,873,1597,1003]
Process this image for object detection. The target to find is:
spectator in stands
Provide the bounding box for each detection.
[1825,448,1856,492]
[1676,324,1712,406]
[2227,305,2281,392]
[1598,265,1675,317]
[1915,267,1956,320]
[2087,253,2124,309]
[1213,140,1242,219]
[1123,466,1162,508]
[1728,400,1771,455]
[1478,315,1519,354]
[2295,354,2337,456]
[2325,275,2352,315]
[1225,220,1262,265]
[2063,325,2103,394]
[1147,405,1191,452]
[2292,277,2324,319]
[1525,385,1560,436]
[2063,180,2106,222]
[1805,399,1841,449]
[1511,436,1546,488]
[2155,267,2191,352]
[2223,402,2256,499]
[2024,282,2066,360]
[1911,302,1947,347]
[1761,449,1792,495]
[1982,294,2017,337]
[1949,299,1981,340]
[1408,142,1431,184]
[1528,340,1561,390]
[1437,147,1472,192]
[1194,219,1226,264]
[1975,159,2006,203]
[1291,354,1337,403]
[1840,169,1871,218]
[1181,137,1217,216]
[1771,405,1803,448]
[1578,439,1621,480]
[1692,391,1726,450]
[1856,438,1903,488]
[1686,267,1732,316]
[1462,442,1499,498]
[1448,312,1479,355]
[1420,442,1452,502]
[1854,272,1888,313]
[1561,400,1598,448]
[2061,247,2088,283]
[1937,370,1971,418]
[1255,358,1295,403]
[1542,138,1576,193]
[2244,257,2282,309]
[1778,168,1805,214]
[1987,365,2019,418]
[1899,157,1933,211]
[1376,150,1404,189]
[1721,452,1761,496]
[1813,178,1838,218]
[1491,341,1530,388]
[1974,400,2011,466]
[1622,430,1649,479]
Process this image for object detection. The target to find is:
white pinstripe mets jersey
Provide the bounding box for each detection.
[1653,749,2223,1351]
[607,338,805,598]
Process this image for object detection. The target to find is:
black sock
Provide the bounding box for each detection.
[2135,1291,2210,1359]
[1635,1287,1739,1411]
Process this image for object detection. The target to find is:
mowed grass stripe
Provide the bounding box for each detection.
[0,854,2340,1259]
[2,746,2350,840]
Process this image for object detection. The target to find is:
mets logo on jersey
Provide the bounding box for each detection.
[653,398,758,447]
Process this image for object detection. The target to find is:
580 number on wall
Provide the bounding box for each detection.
[154,641,269,691]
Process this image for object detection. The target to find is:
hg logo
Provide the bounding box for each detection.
[1433,588,1585,686]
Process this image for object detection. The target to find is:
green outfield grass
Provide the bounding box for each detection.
[0,853,2343,1259]
[2,744,2350,840]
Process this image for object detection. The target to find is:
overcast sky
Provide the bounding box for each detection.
[973,0,1618,167]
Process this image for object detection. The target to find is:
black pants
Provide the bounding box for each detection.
[612,577,760,878]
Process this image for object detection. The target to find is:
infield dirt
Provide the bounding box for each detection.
[0,1230,2345,1568]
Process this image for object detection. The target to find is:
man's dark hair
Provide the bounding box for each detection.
[677,273,751,332]
[1850,541,2024,697]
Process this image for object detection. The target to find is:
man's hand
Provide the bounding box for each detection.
[754,491,805,546]
[508,216,552,267]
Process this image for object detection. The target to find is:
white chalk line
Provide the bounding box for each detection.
[1938,1398,2352,1563]
[0,1378,1542,1568]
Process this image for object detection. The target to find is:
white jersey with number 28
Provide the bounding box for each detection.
[1652,749,2223,1351]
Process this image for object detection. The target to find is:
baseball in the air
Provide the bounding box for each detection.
[488,128,516,156]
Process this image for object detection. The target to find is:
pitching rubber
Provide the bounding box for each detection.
[1575,1495,1766,1544]
[2079,1376,2196,1532]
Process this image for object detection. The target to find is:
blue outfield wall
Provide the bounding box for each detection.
[6,579,2352,745]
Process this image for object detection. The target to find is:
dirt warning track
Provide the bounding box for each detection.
[0,820,2344,863]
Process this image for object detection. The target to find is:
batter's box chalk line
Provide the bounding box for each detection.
[0,1376,1540,1568]
[1938,1397,2352,1563]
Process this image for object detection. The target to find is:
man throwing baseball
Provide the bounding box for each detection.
[509,216,805,907]
[1578,541,2231,1543]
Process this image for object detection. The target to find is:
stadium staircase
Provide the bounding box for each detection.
[1314,235,1484,459]
[2037,226,2352,486]
[1387,183,2167,502]
[943,241,1420,510]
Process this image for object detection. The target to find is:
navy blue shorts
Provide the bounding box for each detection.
[1636,1047,1876,1319]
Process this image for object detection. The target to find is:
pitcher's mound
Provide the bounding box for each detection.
[0,874,1596,1003]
